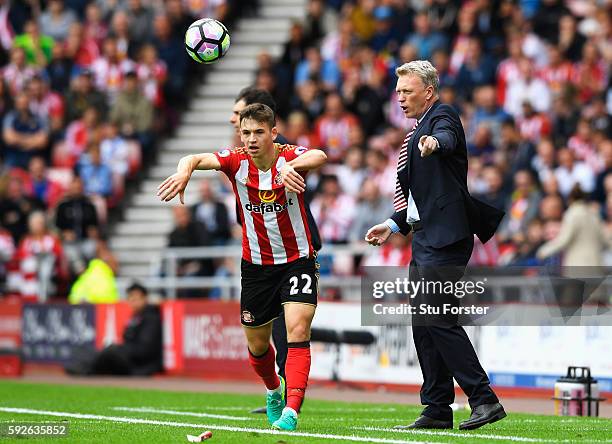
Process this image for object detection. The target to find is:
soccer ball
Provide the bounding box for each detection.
[184,18,230,64]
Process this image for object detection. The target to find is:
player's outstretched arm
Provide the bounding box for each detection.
[157,153,221,204]
[280,149,327,193]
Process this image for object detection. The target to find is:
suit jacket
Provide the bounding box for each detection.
[390,101,504,248]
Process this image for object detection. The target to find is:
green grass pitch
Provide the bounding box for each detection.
[0,381,610,443]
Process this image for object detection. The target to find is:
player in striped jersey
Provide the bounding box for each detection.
[158,103,327,431]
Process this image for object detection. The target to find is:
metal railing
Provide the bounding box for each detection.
[116,245,612,303]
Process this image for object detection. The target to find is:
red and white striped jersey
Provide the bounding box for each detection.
[214,143,314,265]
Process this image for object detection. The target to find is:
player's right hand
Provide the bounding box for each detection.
[365,223,392,246]
[157,172,190,204]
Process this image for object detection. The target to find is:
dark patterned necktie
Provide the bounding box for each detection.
[393,121,418,211]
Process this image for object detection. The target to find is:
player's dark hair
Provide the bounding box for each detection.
[127,282,148,297]
[239,103,275,129]
[236,86,277,113]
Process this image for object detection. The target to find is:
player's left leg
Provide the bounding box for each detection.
[272,302,315,431]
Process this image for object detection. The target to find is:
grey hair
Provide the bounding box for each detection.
[395,60,439,94]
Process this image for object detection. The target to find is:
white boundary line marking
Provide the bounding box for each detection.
[112,407,252,421]
[0,407,444,444]
[354,426,609,443]
[197,406,399,413]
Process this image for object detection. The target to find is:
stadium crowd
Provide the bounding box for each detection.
[0,0,238,299]
[235,0,612,276]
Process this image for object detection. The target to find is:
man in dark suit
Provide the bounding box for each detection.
[366,60,506,430]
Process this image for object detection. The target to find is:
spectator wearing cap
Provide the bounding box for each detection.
[2,92,49,169]
[65,69,108,122]
[110,70,153,152]
[39,0,77,42]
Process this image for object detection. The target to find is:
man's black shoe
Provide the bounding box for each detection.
[393,415,453,430]
[250,406,267,414]
[459,403,506,430]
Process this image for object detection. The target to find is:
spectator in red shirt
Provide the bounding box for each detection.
[83,2,108,49]
[14,210,66,300]
[313,92,359,163]
[26,156,64,209]
[64,105,100,166]
[572,41,607,104]
[27,75,64,133]
[64,22,100,68]
[539,45,573,95]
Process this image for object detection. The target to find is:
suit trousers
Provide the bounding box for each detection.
[410,231,498,421]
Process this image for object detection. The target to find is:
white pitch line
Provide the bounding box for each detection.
[354,426,605,443]
[112,407,252,421]
[0,407,445,444]
[198,406,398,413]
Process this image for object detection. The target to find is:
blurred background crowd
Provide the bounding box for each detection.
[253,0,612,275]
[0,0,611,301]
[0,0,243,298]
